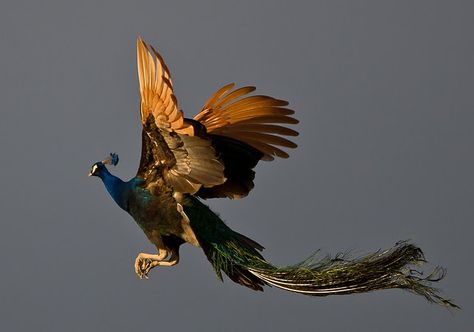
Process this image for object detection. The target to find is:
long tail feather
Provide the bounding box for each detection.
[246,241,457,308]
[184,197,458,308]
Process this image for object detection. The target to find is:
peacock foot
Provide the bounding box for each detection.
[134,253,159,279]
[134,250,180,279]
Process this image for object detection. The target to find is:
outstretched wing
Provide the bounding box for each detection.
[136,38,225,194]
[193,83,299,199]
[194,83,299,161]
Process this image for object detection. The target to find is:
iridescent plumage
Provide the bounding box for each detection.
[89,38,457,308]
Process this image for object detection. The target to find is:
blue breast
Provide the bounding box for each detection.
[99,169,145,211]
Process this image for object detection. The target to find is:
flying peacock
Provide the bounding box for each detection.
[89,38,457,308]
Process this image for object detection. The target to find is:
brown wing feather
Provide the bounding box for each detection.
[201,83,236,110]
[137,43,298,199]
[137,38,193,135]
[194,84,299,161]
[136,39,225,193]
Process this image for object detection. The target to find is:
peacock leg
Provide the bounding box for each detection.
[134,248,180,279]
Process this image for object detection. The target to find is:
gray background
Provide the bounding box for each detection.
[0,1,472,331]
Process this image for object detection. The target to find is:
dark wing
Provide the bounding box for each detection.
[194,83,299,199]
[135,38,225,194]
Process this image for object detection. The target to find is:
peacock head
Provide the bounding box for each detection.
[89,153,119,177]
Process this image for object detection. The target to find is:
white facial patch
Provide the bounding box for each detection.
[91,164,99,174]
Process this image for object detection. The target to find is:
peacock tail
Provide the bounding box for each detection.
[183,196,458,308]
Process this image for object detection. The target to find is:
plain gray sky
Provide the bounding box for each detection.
[0,0,472,331]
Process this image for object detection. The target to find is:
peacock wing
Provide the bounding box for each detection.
[193,83,299,199]
[135,38,225,194]
[194,83,299,161]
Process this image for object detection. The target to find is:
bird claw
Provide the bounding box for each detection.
[134,249,176,279]
[135,256,155,279]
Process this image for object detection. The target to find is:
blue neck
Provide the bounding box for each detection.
[98,167,131,211]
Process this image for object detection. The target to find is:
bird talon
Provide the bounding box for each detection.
[135,255,156,279]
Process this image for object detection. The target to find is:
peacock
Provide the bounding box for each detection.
[89,38,457,308]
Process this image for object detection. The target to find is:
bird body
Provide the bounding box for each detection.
[89,38,457,308]
[95,163,198,246]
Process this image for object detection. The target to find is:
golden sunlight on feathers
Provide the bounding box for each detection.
[195,83,299,160]
[136,37,298,197]
[136,38,225,194]
[136,38,194,136]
